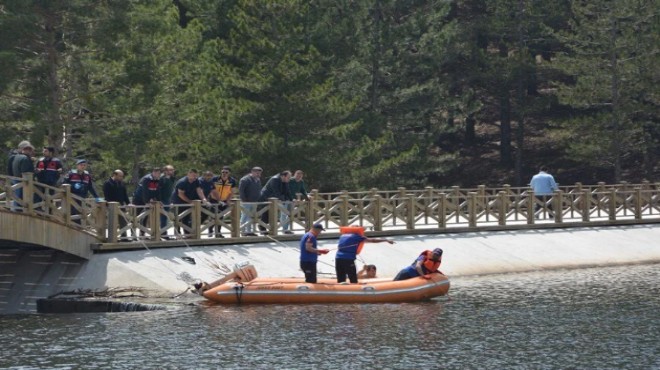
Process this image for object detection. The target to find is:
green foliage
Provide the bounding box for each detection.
[1,0,658,192]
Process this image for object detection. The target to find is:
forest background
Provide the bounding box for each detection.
[1,0,658,192]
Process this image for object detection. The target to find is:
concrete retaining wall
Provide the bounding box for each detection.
[73,224,660,294]
[2,224,658,313]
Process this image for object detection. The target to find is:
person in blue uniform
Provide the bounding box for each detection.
[393,248,443,281]
[171,169,208,236]
[132,167,162,206]
[63,159,99,199]
[62,159,99,223]
[299,223,329,283]
[335,233,394,284]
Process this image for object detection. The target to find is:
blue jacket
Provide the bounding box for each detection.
[335,234,366,260]
[530,171,558,196]
[299,232,319,263]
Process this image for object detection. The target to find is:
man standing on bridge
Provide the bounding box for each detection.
[8,140,35,211]
[529,165,558,218]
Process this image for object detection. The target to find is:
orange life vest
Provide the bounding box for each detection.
[420,250,441,273]
[339,226,365,254]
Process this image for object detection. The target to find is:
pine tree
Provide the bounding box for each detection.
[552,0,659,182]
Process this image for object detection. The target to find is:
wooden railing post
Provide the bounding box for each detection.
[22,173,35,215]
[468,192,477,227]
[340,191,349,226]
[372,194,383,231]
[527,191,535,224]
[498,191,507,226]
[554,190,563,223]
[306,198,315,231]
[581,191,590,222]
[231,199,241,238]
[95,201,107,240]
[191,200,202,239]
[151,202,161,241]
[268,198,279,235]
[62,184,73,226]
[107,202,119,243]
[406,195,415,230]
[438,193,447,229]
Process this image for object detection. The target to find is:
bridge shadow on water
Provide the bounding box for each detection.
[0,248,107,314]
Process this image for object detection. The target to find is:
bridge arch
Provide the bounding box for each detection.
[0,211,97,259]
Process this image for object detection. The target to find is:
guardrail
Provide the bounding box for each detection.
[1,173,659,244]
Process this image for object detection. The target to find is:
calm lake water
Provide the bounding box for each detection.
[1,264,658,370]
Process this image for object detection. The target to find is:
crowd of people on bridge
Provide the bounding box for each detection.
[5,140,311,237]
[6,139,560,284]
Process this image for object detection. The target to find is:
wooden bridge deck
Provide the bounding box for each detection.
[1,174,659,257]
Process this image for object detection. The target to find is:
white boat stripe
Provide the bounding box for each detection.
[215,279,450,297]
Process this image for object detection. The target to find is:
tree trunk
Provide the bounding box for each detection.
[369,0,382,114]
[465,114,476,146]
[500,92,513,167]
[609,18,622,183]
[43,9,64,151]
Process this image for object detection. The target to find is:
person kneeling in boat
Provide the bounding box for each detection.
[358,264,377,280]
[336,234,394,284]
[393,248,443,281]
[300,223,329,283]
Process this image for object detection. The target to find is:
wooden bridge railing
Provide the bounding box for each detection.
[1,174,659,244]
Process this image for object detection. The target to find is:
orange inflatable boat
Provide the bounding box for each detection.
[199,264,450,304]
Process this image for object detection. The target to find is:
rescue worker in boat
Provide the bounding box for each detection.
[299,223,329,283]
[335,234,394,284]
[357,264,377,280]
[393,248,443,281]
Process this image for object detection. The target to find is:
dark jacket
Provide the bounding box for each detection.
[239,174,261,202]
[159,176,175,204]
[103,178,130,205]
[63,170,99,198]
[35,156,63,186]
[11,153,34,178]
[6,150,17,176]
[132,174,161,205]
[259,174,292,202]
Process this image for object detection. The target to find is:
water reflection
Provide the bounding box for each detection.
[1,264,658,369]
